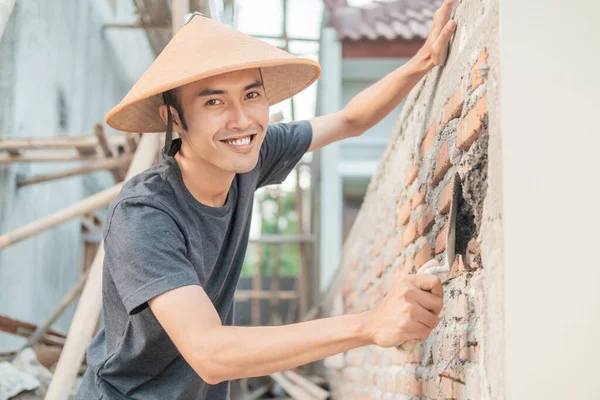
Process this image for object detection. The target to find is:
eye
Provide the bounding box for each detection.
[246,91,260,99]
[206,99,223,106]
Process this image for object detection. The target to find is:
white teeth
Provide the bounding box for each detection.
[226,136,251,146]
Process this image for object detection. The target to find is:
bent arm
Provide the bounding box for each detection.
[149,285,375,385]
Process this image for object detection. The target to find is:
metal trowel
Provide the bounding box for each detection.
[396,172,462,352]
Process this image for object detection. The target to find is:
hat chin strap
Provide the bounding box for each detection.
[165,106,179,156]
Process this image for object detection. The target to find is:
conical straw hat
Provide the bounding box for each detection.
[105,14,321,133]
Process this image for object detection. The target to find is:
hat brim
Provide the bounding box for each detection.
[105,59,320,133]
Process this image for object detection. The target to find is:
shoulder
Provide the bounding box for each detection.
[103,164,181,238]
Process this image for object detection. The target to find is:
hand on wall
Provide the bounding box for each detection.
[365,260,444,348]
[417,0,459,68]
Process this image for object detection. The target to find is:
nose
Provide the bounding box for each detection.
[226,101,253,132]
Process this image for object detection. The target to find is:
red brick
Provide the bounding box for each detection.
[405,163,419,186]
[384,374,396,392]
[396,374,409,393]
[372,236,388,258]
[448,254,467,279]
[397,200,411,227]
[402,223,418,246]
[393,237,404,258]
[410,377,423,397]
[435,225,448,254]
[389,349,417,365]
[411,186,427,209]
[460,333,469,361]
[454,381,467,399]
[345,351,364,366]
[433,141,451,186]
[441,81,465,128]
[417,205,435,236]
[343,368,361,383]
[448,293,468,319]
[457,95,487,150]
[414,242,433,271]
[472,49,489,90]
[403,256,414,275]
[361,277,371,292]
[442,336,455,361]
[438,179,453,214]
[442,377,453,399]
[375,259,385,278]
[420,123,437,157]
[423,379,439,399]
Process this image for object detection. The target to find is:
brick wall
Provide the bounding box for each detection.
[321,0,502,399]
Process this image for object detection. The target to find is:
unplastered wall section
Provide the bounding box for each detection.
[322,0,503,399]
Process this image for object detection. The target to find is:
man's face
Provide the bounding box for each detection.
[165,68,270,174]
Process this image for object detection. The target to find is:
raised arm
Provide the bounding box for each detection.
[149,272,443,385]
[307,0,458,153]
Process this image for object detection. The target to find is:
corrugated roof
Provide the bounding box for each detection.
[327,0,442,41]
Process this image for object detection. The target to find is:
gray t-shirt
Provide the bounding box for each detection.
[76,121,313,400]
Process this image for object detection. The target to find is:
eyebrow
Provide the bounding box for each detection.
[198,80,264,96]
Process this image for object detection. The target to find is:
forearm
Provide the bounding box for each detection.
[342,53,433,134]
[201,311,373,383]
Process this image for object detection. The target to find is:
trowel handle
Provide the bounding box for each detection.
[395,261,449,352]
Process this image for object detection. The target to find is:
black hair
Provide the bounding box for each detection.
[162,88,188,131]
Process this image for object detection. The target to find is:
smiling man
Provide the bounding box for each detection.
[76,2,457,399]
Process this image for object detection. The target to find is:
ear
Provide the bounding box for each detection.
[158,104,184,133]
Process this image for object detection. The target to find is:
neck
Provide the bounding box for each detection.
[174,145,234,208]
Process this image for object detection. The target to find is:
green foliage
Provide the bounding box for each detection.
[241,190,301,278]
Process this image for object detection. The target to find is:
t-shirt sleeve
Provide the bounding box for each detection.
[256,120,313,188]
[103,198,201,315]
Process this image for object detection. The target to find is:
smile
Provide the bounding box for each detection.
[220,134,257,152]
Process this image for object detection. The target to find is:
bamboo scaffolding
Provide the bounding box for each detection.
[0,183,123,251]
[0,134,127,152]
[45,134,161,399]
[234,290,297,301]
[16,155,133,188]
[0,153,102,163]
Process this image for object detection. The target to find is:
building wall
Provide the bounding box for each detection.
[0,0,152,350]
[321,0,502,398]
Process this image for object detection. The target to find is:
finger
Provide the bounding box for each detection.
[431,0,457,37]
[412,305,440,331]
[414,290,444,315]
[432,20,457,64]
[414,274,444,298]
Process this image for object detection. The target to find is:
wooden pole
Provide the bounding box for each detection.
[269,372,316,400]
[0,153,101,164]
[0,183,123,251]
[251,243,263,325]
[234,290,297,301]
[283,370,329,400]
[0,134,126,152]
[21,271,89,351]
[46,134,160,400]
[270,191,283,325]
[16,155,132,188]
[94,124,124,182]
[0,0,16,42]
[171,0,189,34]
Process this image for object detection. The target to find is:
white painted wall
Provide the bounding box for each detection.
[0,0,154,350]
[500,0,600,398]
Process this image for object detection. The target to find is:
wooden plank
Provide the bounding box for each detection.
[0,134,127,152]
[16,155,132,188]
[0,153,101,163]
[248,235,314,244]
[283,370,329,400]
[0,183,123,250]
[45,134,161,400]
[251,243,263,326]
[270,372,316,400]
[21,272,89,350]
[0,315,66,347]
[94,124,124,181]
[270,192,283,326]
[234,290,297,301]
